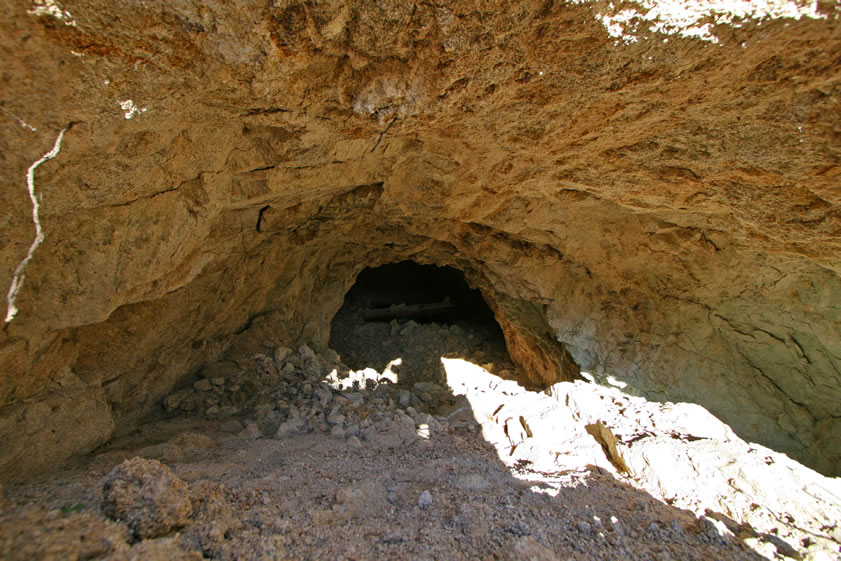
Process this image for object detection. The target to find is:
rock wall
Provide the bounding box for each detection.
[1,0,839,478]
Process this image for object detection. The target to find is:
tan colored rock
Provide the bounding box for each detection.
[0,0,839,480]
[0,506,130,561]
[102,457,192,539]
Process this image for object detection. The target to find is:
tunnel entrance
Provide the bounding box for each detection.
[338,261,496,325]
[329,261,514,386]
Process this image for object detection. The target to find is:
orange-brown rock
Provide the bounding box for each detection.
[0,1,839,478]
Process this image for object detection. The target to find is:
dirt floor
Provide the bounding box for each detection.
[1,311,838,560]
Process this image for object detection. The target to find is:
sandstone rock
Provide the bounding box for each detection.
[0,506,130,561]
[1,0,840,486]
[0,388,114,480]
[192,379,212,392]
[102,458,192,539]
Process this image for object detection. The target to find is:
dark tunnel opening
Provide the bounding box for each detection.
[339,261,497,325]
[328,261,513,383]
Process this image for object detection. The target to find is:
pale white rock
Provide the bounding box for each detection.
[418,490,432,509]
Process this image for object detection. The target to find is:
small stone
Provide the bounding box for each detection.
[316,387,333,407]
[240,423,261,440]
[323,349,340,363]
[275,416,303,438]
[273,346,292,366]
[395,411,415,431]
[210,377,225,386]
[102,457,191,539]
[647,521,660,533]
[330,425,345,438]
[163,390,190,412]
[418,490,432,509]
[348,435,362,447]
[577,521,592,535]
[700,517,732,543]
[382,531,405,544]
[298,344,316,360]
[193,379,212,391]
[345,392,365,405]
[205,405,220,416]
[671,520,684,534]
[327,413,346,426]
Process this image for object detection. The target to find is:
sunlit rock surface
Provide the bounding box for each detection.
[443,359,841,561]
[1,0,840,478]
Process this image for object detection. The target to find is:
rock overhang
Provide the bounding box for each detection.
[0,0,839,479]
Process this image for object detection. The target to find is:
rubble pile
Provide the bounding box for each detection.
[1,319,838,560]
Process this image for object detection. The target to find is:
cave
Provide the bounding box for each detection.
[1,1,840,559]
[333,261,498,326]
[329,260,520,387]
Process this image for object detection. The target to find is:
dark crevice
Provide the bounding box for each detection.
[256,205,270,232]
[107,186,181,208]
[739,351,811,411]
[241,107,290,116]
[789,335,813,365]
[370,117,398,153]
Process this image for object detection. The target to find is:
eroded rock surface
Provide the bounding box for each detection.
[0,0,840,480]
[1,321,838,560]
[102,457,192,539]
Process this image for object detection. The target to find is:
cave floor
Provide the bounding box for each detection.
[1,318,837,560]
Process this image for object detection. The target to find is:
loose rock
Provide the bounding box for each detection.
[101,458,192,539]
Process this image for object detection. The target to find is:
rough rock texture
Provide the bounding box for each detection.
[1,0,840,478]
[3,329,837,560]
[102,457,192,538]
[0,505,130,561]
